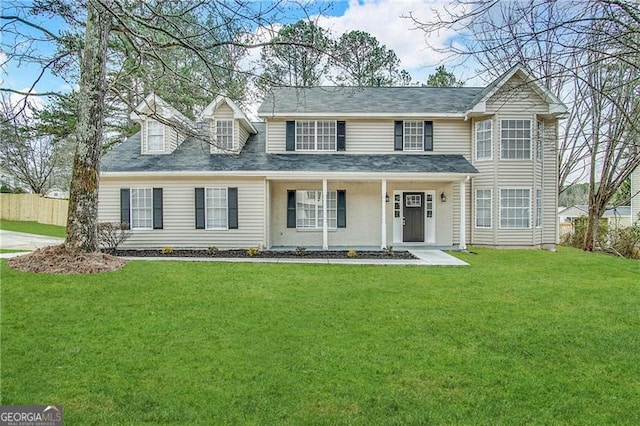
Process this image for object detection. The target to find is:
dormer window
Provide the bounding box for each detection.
[215,120,235,151]
[147,119,164,152]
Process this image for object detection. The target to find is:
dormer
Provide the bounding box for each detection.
[199,96,258,154]
[130,93,194,155]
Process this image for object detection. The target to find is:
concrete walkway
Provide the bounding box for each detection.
[0,230,468,266]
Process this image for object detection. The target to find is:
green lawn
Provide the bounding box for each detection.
[0,220,66,238]
[1,248,639,424]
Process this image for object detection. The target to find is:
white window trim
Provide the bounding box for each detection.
[214,119,235,151]
[475,119,493,161]
[205,187,229,230]
[499,187,532,229]
[536,119,544,162]
[535,188,543,228]
[403,120,424,151]
[500,119,532,160]
[146,119,165,153]
[475,188,492,229]
[295,189,337,230]
[130,187,153,230]
[295,120,337,152]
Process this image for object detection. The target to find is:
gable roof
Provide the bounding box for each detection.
[130,93,193,126]
[200,96,258,134]
[466,65,568,116]
[102,124,478,177]
[258,86,485,118]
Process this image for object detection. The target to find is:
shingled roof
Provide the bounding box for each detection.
[257,86,485,116]
[102,123,478,175]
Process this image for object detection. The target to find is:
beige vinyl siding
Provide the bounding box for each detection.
[98,176,265,249]
[540,118,558,247]
[238,123,250,151]
[485,74,550,115]
[632,166,640,224]
[266,118,471,155]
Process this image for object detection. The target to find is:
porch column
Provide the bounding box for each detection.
[322,178,328,250]
[381,179,387,249]
[459,177,468,250]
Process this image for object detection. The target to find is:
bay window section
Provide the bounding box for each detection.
[476,119,492,160]
[475,189,492,228]
[501,119,531,159]
[500,188,531,228]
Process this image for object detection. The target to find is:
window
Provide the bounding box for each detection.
[500,188,530,228]
[403,121,424,151]
[476,119,492,160]
[147,120,164,152]
[475,189,492,228]
[131,188,153,229]
[296,121,336,151]
[501,119,531,159]
[536,189,542,227]
[296,190,337,229]
[536,119,544,161]
[216,120,234,150]
[206,188,228,229]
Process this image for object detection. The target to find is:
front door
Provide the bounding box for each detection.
[403,192,424,242]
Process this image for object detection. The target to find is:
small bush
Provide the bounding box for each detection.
[384,245,393,255]
[609,225,640,259]
[560,217,608,249]
[97,222,131,253]
[161,246,174,255]
[295,246,306,256]
[347,249,357,258]
[246,247,261,257]
[208,246,219,255]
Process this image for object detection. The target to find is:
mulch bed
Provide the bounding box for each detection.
[114,249,417,259]
[8,245,128,274]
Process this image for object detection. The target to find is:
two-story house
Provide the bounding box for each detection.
[98,65,567,250]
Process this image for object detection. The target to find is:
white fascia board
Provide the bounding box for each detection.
[102,170,477,181]
[258,112,466,119]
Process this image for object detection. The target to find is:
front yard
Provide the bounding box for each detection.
[1,248,639,424]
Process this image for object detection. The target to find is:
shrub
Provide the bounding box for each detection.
[208,246,219,255]
[560,217,608,249]
[97,222,131,253]
[347,249,357,258]
[161,246,174,255]
[609,225,640,259]
[295,246,306,256]
[246,247,261,257]
[383,245,393,255]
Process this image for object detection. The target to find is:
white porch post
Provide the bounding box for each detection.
[322,178,328,250]
[459,177,468,250]
[381,179,387,249]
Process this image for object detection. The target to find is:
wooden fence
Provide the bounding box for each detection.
[0,194,68,226]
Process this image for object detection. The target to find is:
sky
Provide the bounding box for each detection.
[0,0,480,109]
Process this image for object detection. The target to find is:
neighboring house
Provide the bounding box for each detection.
[558,205,632,237]
[632,166,640,225]
[98,65,567,250]
[46,187,69,199]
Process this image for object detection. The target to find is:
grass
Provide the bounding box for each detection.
[0,220,66,238]
[0,249,27,254]
[1,247,639,424]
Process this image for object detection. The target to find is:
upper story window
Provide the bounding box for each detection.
[536,119,544,161]
[147,120,164,152]
[216,120,234,151]
[501,119,531,160]
[394,121,433,151]
[296,121,336,151]
[475,119,492,160]
[131,188,153,230]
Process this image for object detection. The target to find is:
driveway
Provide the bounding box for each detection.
[0,230,64,251]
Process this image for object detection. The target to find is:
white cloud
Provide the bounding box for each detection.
[314,0,469,84]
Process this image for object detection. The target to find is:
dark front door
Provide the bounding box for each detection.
[403,192,424,242]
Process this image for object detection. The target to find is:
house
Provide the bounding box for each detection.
[558,205,632,237]
[98,65,567,250]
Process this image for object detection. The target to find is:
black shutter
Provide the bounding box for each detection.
[394,121,403,151]
[337,121,346,151]
[424,121,433,151]
[287,190,296,228]
[337,190,346,228]
[228,187,238,229]
[153,188,163,229]
[120,188,130,229]
[286,121,295,151]
[195,188,205,229]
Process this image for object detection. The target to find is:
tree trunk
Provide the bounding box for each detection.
[65,0,112,253]
[583,205,603,252]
